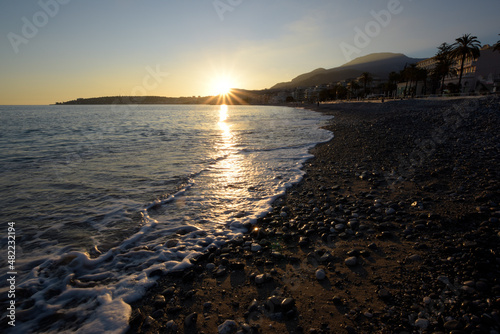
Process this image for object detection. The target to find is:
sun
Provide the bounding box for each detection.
[216,81,231,95]
[213,79,232,96]
[204,70,245,104]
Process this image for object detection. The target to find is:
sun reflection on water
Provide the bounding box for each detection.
[219,104,228,122]
[218,104,232,150]
[214,104,246,220]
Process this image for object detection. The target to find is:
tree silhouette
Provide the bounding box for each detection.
[347,80,360,99]
[415,68,428,96]
[359,72,373,98]
[451,34,481,91]
[494,34,500,52]
[386,71,400,97]
[432,43,457,94]
[401,64,418,97]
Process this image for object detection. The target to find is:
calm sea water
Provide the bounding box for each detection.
[0,104,332,333]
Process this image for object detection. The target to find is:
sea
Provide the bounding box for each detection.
[0,104,333,333]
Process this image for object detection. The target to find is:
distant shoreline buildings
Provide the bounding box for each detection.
[400,44,500,97]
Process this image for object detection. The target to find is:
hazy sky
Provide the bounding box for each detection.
[1,0,499,104]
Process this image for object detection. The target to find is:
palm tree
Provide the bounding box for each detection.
[347,81,360,100]
[494,34,500,52]
[359,72,373,98]
[387,71,400,97]
[432,43,457,94]
[401,64,418,97]
[415,68,428,96]
[451,34,481,91]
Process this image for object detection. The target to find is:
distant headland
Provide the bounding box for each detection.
[55,95,213,105]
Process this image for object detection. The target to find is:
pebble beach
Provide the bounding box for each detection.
[128,97,500,334]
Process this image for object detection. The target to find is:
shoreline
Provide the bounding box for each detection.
[128,97,500,334]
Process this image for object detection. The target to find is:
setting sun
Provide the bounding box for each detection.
[213,79,233,96]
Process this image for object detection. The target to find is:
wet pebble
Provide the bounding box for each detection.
[218,319,238,334]
[345,256,357,266]
[165,320,178,333]
[184,312,197,327]
[251,243,262,252]
[316,269,326,280]
[408,254,422,262]
[415,318,429,329]
[153,294,166,308]
[255,274,266,284]
[281,298,295,312]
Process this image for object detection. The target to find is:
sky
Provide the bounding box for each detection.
[0,0,499,105]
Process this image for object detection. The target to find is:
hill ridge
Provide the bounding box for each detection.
[271,52,426,89]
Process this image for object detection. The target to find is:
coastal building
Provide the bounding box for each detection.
[401,44,500,96]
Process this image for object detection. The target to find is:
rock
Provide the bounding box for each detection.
[153,294,166,308]
[385,208,396,215]
[162,287,176,298]
[218,320,238,334]
[347,220,360,230]
[281,298,295,311]
[251,243,262,252]
[142,316,156,330]
[151,309,164,319]
[319,253,332,263]
[414,318,429,329]
[316,269,326,280]
[241,323,252,332]
[255,274,266,284]
[444,319,462,331]
[299,236,310,246]
[215,266,227,277]
[408,254,422,262]
[184,312,197,327]
[166,320,178,333]
[266,296,282,312]
[345,256,357,266]
[248,299,259,312]
[335,224,345,231]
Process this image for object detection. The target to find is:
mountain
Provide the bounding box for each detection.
[271,53,426,89]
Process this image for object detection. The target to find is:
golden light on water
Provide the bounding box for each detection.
[219,104,228,122]
[213,104,245,219]
[218,105,231,149]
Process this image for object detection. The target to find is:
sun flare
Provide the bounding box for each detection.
[213,80,232,96]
